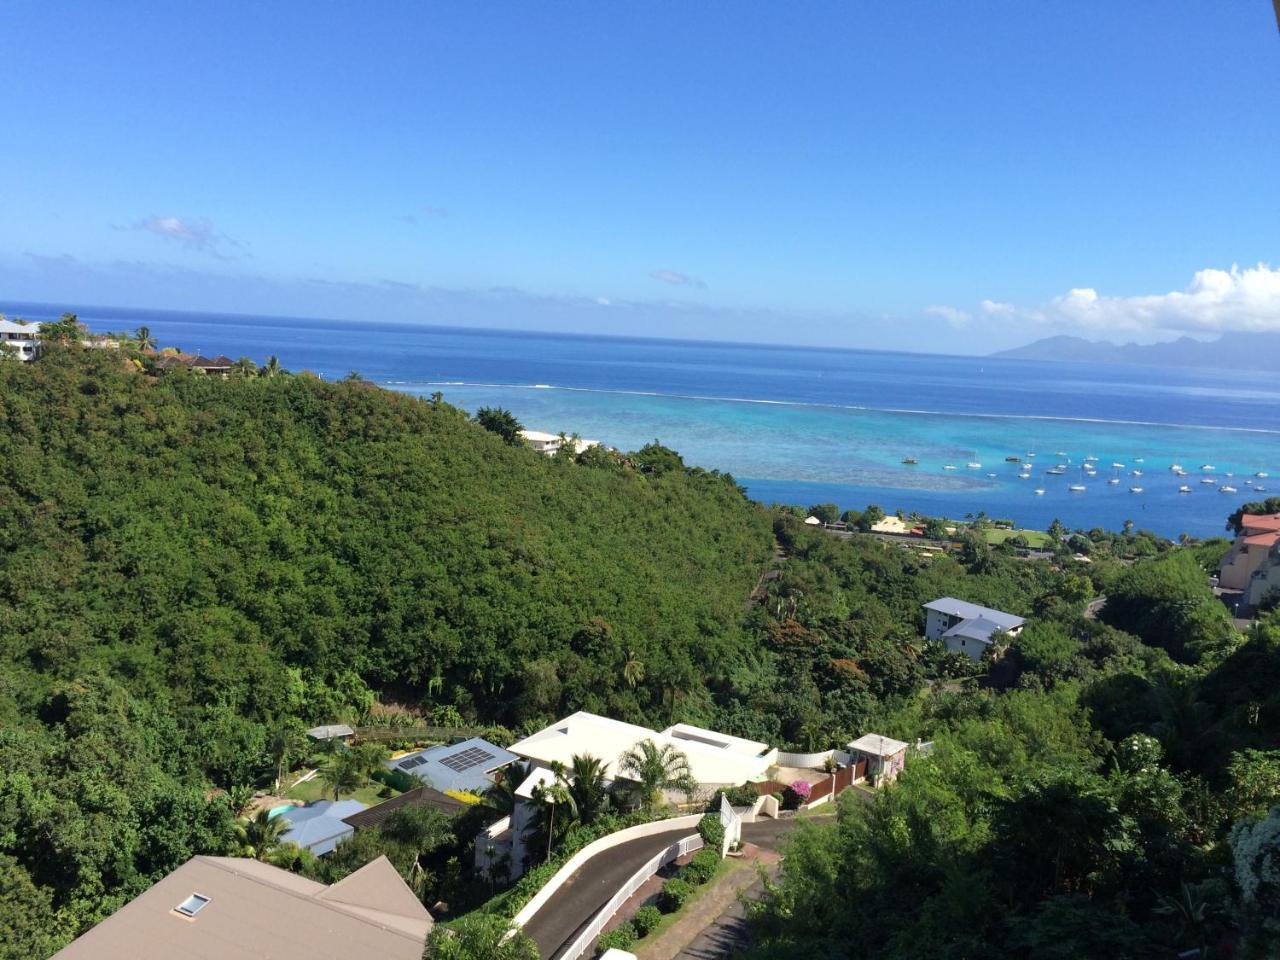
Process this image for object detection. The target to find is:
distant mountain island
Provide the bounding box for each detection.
[992,331,1280,372]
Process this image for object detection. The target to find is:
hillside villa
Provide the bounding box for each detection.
[50,854,432,959]
[519,428,600,456]
[923,597,1025,661]
[0,318,44,361]
[386,735,518,794]
[476,711,777,877]
[1219,513,1280,614]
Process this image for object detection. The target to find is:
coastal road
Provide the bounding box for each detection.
[522,818,799,960]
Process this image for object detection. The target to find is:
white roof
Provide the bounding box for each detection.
[848,734,909,757]
[0,319,42,335]
[514,766,557,800]
[520,429,561,443]
[803,516,822,525]
[870,516,909,534]
[508,711,774,787]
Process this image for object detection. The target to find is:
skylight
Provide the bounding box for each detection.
[175,893,211,917]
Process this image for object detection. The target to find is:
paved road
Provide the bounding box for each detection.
[522,826,695,959]
[522,818,800,960]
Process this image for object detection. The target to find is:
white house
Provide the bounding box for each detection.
[0,319,44,361]
[519,428,600,456]
[476,712,776,877]
[922,597,1025,661]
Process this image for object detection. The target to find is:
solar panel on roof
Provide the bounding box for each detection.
[438,745,496,772]
[399,756,427,770]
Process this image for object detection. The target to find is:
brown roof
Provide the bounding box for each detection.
[342,785,466,831]
[1243,531,1280,548]
[51,855,431,960]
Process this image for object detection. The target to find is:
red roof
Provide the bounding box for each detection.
[1243,531,1280,548]
[1242,513,1280,534]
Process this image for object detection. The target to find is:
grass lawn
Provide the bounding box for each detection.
[982,527,1051,548]
[284,775,397,807]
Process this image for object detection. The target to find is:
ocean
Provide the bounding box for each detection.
[6,300,1279,539]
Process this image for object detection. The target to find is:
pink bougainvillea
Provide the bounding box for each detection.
[790,779,812,800]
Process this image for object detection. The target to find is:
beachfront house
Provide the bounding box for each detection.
[50,854,433,959]
[923,597,1025,661]
[0,319,44,361]
[476,712,776,877]
[1220,513,1280,596]
[848,734,909,785]
[519,428,600,456]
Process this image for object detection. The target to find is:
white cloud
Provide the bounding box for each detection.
[967,263,1280,335]
[924,304,971,328]
[649,268,706,289]
[132,215,239,258]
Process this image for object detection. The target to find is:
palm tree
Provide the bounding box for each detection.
[267,725,306,793]
[617,740,694,810]
[531,763,578,862]
[622,651,645,689]
[134,326,156,351]
[234,809,288,861]
[560,754,610,825]
[482,760,535,818]
[318,752,363,801]
[231,356,257,377]
[260,355,282,378]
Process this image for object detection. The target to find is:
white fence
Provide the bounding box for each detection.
[719,794,741,855]
[776,749,852,769]
[557,833,702,960]
[511,814,704,929]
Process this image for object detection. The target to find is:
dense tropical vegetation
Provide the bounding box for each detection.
[1,339,1276,958]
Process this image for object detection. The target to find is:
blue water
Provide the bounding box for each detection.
[6,300,1279,538]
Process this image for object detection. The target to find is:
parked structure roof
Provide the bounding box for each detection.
[279,800,365,856]
[50,854,431,960]
[389,736,518,793]
[307,723,355,740]
[923,597,1025,631]
[848,734,909,757]
[941,615,1014,645]
[509,711,776,787]
[342,786,466,831]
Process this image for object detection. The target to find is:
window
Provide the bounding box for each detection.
[175,893,211,918]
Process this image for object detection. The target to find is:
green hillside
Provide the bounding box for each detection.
[0,346,772,947]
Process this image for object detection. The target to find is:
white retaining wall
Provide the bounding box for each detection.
[557,833,703,960]
[511,814,703,929]
[776,749,853,769]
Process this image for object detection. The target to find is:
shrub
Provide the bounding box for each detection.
[597,923,637,953]
[682,848,720,885]
[710,784,759,808]
[697,813,724,851]
[632,905,662,937]
[660,877,694,912]
[782,780,811,809]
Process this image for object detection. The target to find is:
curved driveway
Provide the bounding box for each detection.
[522,818,797,960]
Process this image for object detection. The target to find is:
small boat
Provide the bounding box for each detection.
[1220,486,1238,494]
[1172,467,1187,476]
[1034,488,1046,495]
[1069,484,1086,492]
[1131,469,1143,477]
[943,464,957,470]
[1256,471,1269,478]
[1046,467,1066,476]
[1255,485,1267,492]
[1108,478,1121,485]
[987,473,997,478]
[1135,458,1145,463]
[1200,478,1217,485]
[966,462,982,469]
[1005,455,1021,462]
[1129,486,1143,493]
[1085,455,1099,462]
[1018,472,1031,479]
[902,457,918,464]
[1169,463,1183,472]
[1178,485,1191,493]
[1200,464,1215,471]
[1111,462,1125,469]
[1055,451,1067,457]
[1026,452,1036,458]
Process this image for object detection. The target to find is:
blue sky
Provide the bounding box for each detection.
[2,2,1278,352]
